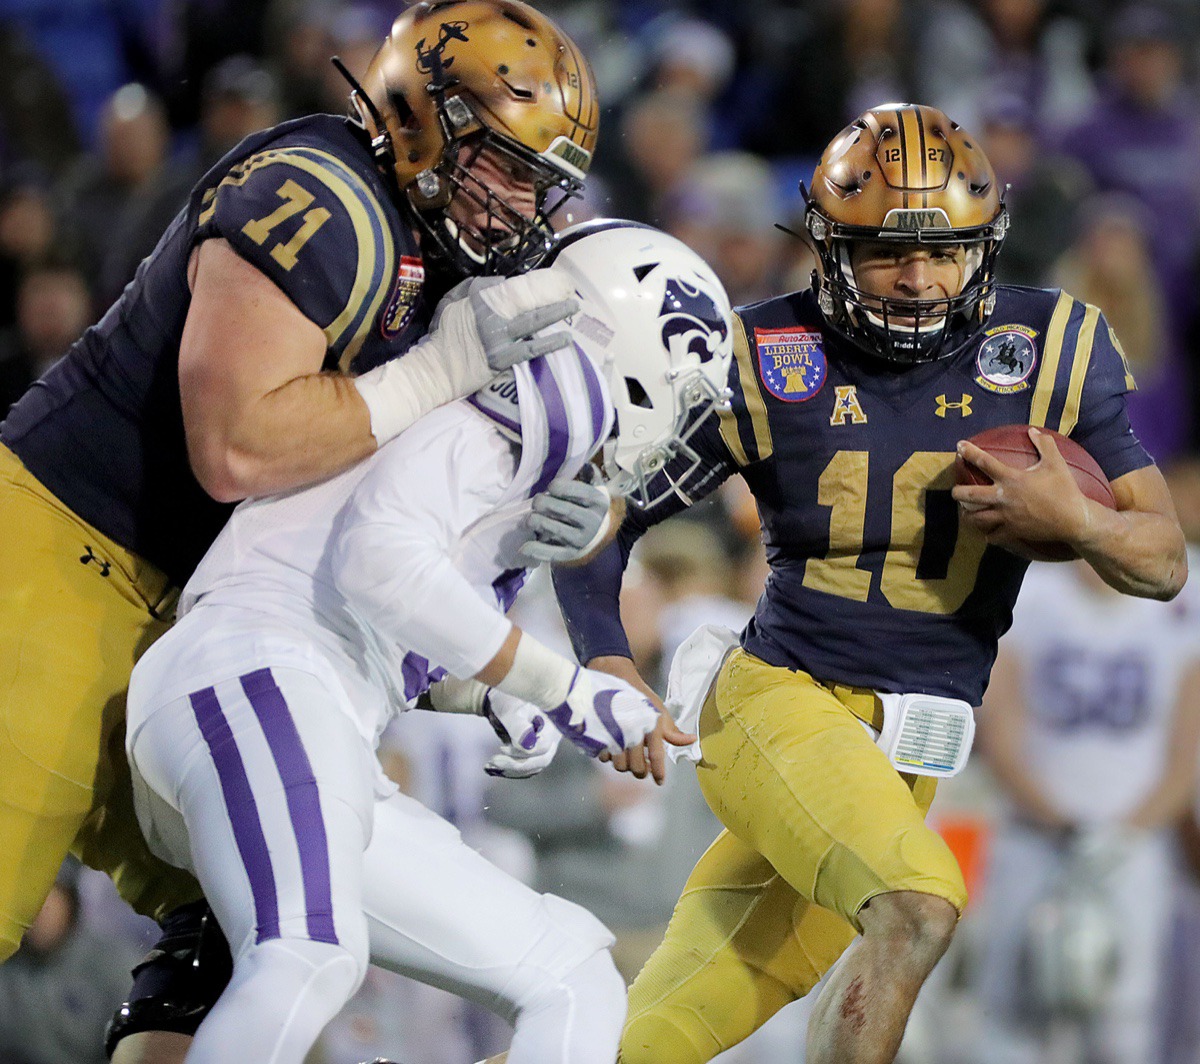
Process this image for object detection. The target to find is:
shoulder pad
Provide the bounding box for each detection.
[197,145,397,359]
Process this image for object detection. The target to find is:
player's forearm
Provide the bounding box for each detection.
[334,521,513,682]
[1074,503,1187,601]
[552,539,634,662]
[189,371,376,502]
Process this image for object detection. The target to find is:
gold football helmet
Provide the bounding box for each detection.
[344,0,598,276]
[803,103,1008,363]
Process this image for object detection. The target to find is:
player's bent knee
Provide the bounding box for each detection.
[504,894,617,1017]
[255,935,367,1004]
[860,890,958,958]
[620,1010,713,1064]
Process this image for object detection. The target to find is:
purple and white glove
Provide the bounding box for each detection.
[482,689,562,779]
[495,633,659,759]
[545,667,659,758]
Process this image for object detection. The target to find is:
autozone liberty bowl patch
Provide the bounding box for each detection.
[755,326,827,401]
[381,255,426,338]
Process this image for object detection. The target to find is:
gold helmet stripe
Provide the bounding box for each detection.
[914,106,929,208]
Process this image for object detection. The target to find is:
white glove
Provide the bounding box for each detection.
[482,689,562,779]
[354,272,578,444]
[520,465,616,565]
[545,667,660,758]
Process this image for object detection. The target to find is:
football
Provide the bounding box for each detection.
[954,425,1116,562]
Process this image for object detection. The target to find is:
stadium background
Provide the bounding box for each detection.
[2,0,1200,1061]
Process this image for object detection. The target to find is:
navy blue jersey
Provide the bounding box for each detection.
[555,285,1150,705]
[2,115,432,586]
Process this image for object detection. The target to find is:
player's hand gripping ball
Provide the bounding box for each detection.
[954,425,1115,561]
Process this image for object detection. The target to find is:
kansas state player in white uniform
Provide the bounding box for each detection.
[974,558,1200,1064]
[122,223,734,1064]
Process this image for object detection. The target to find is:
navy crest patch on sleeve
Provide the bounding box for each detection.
[975,325,1038,394]
[755,326,827,401]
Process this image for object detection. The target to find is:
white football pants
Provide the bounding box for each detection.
[127,661,625,1064]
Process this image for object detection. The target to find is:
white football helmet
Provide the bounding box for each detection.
[543,220,733,508]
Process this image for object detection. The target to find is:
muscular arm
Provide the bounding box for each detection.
[180,239,375,502]
[955,429,1187,601]
[1075,464,1188,601]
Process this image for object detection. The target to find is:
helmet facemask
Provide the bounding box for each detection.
[603,368,731,510]
[341,0,598,281]
[807,203,1008,365]
[419,113,584,277]
[541,220,734,510]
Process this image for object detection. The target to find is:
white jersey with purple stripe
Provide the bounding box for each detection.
[174,341,612,745]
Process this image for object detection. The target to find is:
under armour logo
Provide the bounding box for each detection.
[830,385,867,426]
[80,546,111,577]
[935,393,973,418]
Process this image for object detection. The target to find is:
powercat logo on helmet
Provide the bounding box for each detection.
[659,279,729,363]
[414,21,469,76]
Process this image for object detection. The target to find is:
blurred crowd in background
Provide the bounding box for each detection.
[4,0,1200,1062]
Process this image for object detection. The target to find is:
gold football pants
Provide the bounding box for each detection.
[619,649,968,1064]
[0,444,200,961]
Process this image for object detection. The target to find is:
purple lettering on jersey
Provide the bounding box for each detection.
[1037,645,1150,732]
[755,326,827,402]
[189,684,281,943]
[240,668,338,946]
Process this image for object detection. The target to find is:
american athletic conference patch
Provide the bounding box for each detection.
[755,326,827,401]
[380,255,425,338]
[975,324,1038,394]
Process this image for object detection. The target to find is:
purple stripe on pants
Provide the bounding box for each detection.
[239,669,338,946]
[189,685,281,943]
[530,357,570,494]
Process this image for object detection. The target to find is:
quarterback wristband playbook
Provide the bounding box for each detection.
[866,693,976,778]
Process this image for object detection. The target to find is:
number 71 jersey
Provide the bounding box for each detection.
[648,286,1149,705]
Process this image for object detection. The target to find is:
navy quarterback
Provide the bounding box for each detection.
[548,104,1186,1064]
